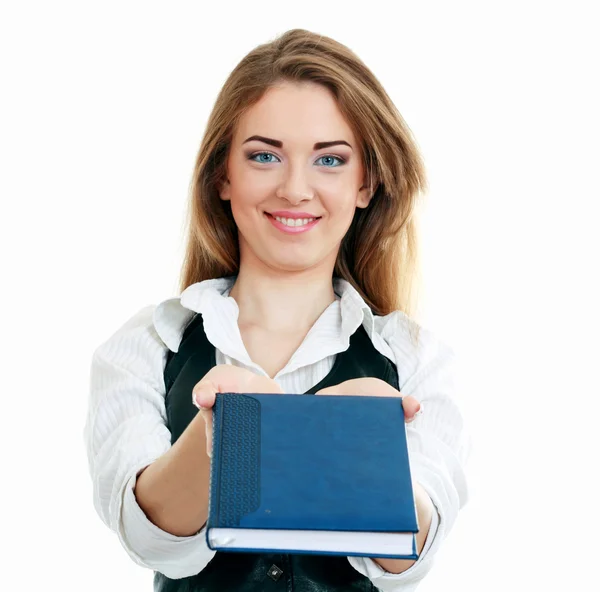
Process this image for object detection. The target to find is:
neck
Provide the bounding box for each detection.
[229,266,337,335]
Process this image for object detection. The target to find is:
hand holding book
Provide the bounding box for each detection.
[189,365,425,559]
[203,387,421,558]
[191,364,284,458]
[316,377,424,423]
[192,369,424,459]
[317,377,432,573]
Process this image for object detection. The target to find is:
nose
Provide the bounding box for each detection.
[275,161,315,205]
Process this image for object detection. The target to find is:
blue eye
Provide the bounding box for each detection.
[249,152,280,164]
[315,155,344,167]
[248,152,346,167]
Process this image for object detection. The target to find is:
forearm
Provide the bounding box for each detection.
[134,412,211,537]
[373,481,434,574]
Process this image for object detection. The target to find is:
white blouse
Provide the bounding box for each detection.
[84,276,471,592]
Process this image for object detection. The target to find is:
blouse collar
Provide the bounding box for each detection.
[153,275,375,375]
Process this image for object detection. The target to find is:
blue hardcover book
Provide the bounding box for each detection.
[206,393,419,559]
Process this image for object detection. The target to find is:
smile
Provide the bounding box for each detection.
[265,213,321,234]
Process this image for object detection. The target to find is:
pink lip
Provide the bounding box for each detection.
[268,210,321,219]
[265,212,321,234]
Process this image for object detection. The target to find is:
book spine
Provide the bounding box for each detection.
[208,393,224,528]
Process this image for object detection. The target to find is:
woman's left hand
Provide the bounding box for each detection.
[317,377,431,572]
[316,377,423,423]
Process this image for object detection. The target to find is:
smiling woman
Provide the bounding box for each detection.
[182,32,427,320]
[84,27,471,592]
[218,81,373,274]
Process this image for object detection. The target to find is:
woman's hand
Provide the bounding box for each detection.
[316,377,423,423]
[316,376,430,573]
[192,365,284,457]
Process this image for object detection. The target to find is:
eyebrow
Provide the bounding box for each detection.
[242,135,353,151]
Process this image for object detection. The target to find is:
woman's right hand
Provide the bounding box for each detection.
[192,364,284,457]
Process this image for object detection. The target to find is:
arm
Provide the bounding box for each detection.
[84,305,216,579]
[348,314,472,590]
[373,481,434,574]
[134,411,210,537]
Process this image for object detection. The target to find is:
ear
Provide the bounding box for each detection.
[218,178,231,201]
[356,184,373,209]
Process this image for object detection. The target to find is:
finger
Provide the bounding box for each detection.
[199,408,213,458]
[192,379,218,409]
[403,396,424,423]
[253,376,285,394]
[316,378,400,398]
[315,385,396,397]
[193,367,250,408]
[192,365,253,407]
[315,386,348,396]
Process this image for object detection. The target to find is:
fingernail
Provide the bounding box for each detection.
[407,403,424,423]
[192,390,203,409]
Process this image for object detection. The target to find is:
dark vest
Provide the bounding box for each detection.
[154,312,399,592]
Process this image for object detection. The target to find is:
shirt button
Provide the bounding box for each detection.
[267,564,283,581]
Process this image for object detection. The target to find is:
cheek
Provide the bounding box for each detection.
[322,189,359,219]
[228,187,267,232]
[230,170,275,207]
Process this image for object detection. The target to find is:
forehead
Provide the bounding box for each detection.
[233,81,357,147]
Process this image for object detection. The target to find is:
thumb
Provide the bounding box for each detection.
[315,385,344,396]
[192,379,218,409]
[252,376,285,394]
[198,407,213,458]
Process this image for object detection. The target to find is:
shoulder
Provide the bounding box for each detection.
[374,309,453,359]
[96,304,163,352]
[95,300,193,355]
[89,304,169,400]
[152,275,238,353]
[152,297,196,353]
[89,299,196,401]
[98,275,236,358]
[92,296,193,368]
[372,309,457,392]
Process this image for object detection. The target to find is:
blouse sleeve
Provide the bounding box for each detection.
[83,305,217,579]
[347,311,472,590]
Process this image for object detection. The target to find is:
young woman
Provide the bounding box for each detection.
[85,29,471,592]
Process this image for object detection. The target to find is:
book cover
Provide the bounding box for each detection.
[206,392,419,559]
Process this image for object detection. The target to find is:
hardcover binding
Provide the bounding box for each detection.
[206,392,419,559]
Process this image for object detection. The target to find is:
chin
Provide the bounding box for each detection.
[269,255,321,273]
[273,261,315,273]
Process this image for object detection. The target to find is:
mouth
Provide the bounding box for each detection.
[264,212,322,233]
[265,212,322,227]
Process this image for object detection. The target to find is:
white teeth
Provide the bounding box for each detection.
[274,216,316,227]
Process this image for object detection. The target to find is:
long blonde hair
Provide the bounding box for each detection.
[179,29,427,342]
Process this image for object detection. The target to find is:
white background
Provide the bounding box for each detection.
[1,1,598,590]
